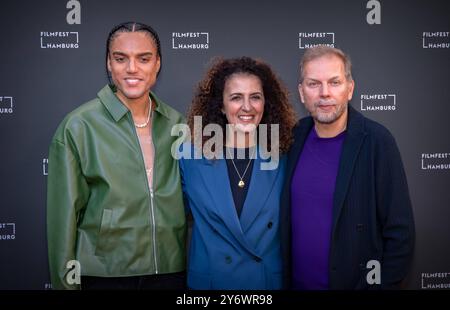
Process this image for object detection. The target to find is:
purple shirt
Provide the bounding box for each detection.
[291,127,346,290]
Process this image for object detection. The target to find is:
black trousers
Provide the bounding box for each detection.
[81,271,186,290]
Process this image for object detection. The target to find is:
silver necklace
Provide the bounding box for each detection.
[134,98,152,128]
[226,147,256,188]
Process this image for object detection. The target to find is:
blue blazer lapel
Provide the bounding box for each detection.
[206,158,259,256]
[239,155,282,233]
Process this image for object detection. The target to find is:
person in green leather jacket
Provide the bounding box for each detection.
[47,22,186,290]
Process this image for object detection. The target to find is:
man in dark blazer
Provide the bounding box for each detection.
[281,46,415,290]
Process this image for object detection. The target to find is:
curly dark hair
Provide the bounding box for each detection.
[187,57,297,154]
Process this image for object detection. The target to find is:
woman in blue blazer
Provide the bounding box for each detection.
[179,57,296,289]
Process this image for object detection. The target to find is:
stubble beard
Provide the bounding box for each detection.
[313,100,347,124]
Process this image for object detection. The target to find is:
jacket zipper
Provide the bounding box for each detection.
[150,119,158,274]
[129,110,158,274]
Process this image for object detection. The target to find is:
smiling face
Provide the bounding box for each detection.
[107,31,160,105]
[299,54,354,125]
[222,73,265,135]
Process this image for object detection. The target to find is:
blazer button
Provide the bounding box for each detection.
[357,224,364,232]
[254,256,262,262]
[225,256,232,264]
[267,221,273,229]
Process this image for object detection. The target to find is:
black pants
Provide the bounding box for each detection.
[81,271,186,290]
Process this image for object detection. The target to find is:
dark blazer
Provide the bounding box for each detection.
[280,106,415,289]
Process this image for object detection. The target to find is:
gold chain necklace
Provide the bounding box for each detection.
[134,98,152,128]
[226,147,256,188]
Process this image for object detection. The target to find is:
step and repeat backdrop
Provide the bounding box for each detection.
[0,0,449,289]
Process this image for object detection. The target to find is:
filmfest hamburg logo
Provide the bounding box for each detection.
[172,32,209,49]
[0,223,16,240]
[421,272,450,289]
[422,32,449,49]
[298,32,335,49]
[421,152,450,170]
[40,31,79,49]
[360,93,396,111]
[39,0,81,49]
[0,96,13,114]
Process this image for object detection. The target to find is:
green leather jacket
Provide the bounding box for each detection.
[47,85,186,289]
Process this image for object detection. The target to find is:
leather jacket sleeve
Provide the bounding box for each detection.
[47,137,89,290]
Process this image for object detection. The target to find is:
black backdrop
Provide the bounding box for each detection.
[0,0,449,290]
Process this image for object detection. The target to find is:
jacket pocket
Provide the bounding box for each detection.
[94,209,113,257]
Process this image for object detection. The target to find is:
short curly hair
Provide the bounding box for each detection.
[187,57,297,154]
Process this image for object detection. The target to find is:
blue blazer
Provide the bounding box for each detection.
[179,144,286,290]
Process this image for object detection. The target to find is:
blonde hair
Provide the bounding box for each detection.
[299,46,353,83]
